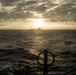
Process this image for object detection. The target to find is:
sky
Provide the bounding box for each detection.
[0,0,76,30]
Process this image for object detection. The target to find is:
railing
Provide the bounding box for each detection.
[62,65,76,75]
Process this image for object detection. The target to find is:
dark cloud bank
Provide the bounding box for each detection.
[0,0,76,22]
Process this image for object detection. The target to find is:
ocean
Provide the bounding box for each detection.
[0,30,76,75]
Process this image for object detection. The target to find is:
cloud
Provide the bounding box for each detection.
[0,0,76,22]
[44,2,76,21]
[0,0,21,6]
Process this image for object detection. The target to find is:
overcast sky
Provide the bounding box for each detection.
[0,0,76,30]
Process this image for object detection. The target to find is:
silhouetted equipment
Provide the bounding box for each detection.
[37,49,55,75]
[62,65,76,75]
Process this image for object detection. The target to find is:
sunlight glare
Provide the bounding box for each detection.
[33,13,42,18]
[32,19,46,29]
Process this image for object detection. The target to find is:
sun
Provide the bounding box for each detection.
[32,19,45,29]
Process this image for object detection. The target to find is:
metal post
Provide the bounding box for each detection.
[37,49,55,75]
[44,50,48,75]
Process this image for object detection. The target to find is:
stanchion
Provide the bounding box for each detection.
[37,49,55,75]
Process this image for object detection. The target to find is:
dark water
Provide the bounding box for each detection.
[0,30,76,75]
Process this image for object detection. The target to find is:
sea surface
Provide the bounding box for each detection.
[0,30,76,75]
